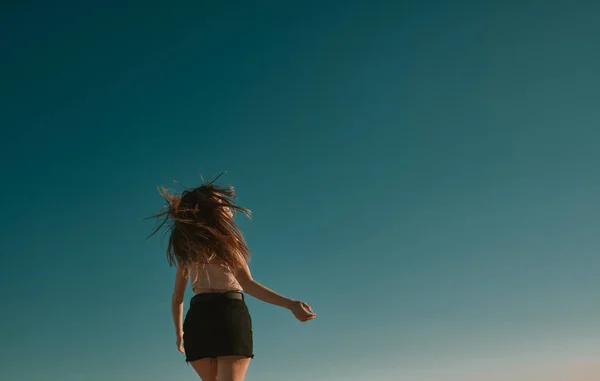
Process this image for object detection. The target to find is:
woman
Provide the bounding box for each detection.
[148,176,316,381]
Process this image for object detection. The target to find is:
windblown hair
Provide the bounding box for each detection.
[146,175,252,275]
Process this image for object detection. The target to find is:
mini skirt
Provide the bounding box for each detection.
[183,291,254,362]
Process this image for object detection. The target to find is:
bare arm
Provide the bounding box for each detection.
[172,266,188,339]
[235,263,294,310]
[235,263,316,322]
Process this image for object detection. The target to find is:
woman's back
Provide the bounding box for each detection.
[190,263,243,293]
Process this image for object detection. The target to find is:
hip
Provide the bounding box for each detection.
[184,291,252,329]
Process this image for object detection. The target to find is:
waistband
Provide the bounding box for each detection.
[191,291,244,305]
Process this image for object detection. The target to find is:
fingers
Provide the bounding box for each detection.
[291,301,316,322]
[300,302,316,318]
[301,302,314,313]
[297,301,312,312]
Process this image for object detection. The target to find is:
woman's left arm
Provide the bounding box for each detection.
[172,265,188,352]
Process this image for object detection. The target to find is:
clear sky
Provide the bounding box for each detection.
[1,1,599,380]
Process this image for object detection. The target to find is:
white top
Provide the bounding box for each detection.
[190,263,243,293]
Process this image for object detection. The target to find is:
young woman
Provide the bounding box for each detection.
[148,177,316,381]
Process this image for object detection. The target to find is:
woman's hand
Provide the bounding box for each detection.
[176,334,184,353]
[290,300,316,322]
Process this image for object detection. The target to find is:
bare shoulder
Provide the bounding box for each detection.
[175,264,190,278]
[233,261,253,287]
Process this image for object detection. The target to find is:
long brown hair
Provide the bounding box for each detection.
[146,174,252,275]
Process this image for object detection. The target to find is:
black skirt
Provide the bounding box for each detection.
[183,292,254,362]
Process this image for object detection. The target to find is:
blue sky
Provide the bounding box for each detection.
[1,1,599,380]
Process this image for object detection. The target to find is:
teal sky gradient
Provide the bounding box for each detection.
[1,1,599,380]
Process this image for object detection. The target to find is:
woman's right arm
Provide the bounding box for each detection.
[235,263,316,322]
[171,265,188,353]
